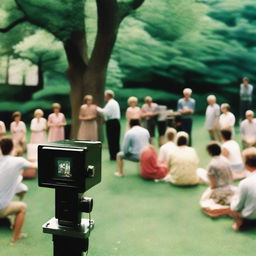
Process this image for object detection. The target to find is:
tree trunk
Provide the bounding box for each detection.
[37,59,44,90]
[5,55,10,85]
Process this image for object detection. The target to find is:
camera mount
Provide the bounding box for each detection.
[38,140,102,256]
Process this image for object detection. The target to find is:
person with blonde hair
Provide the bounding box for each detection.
[77,95,98,141]
[141,96,158,143]
[10,112,26,156]
[165,132,207,185]
[48,103,66,142]
[205,95,221,141]
[125,96,141,129]
[158,127,177,165]
[219,103,235,136]
[177,88,195,145]
[30,109,47,144]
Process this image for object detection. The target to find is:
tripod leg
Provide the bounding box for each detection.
[53,235,89,256]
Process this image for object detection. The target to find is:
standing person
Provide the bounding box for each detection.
[125,96,141,129]
[48,103,66,142]
[230,147,256,231]
[177,88,195,145]
[219,103,236,137]
[157,105,168,146]
[240,110,256,148]
[200,142,237,218]
[221,129,247,180]
[205,95,221,141]
[240,77,253,119]
[0,120,6,139]
[30,109,47,144]
[97,90,121,160]
[141,96,158,144]
[115,119,150,177]
[77,95,98,141]
[0,138,36,244]
[158,128,177,165]
[10,112,27,156]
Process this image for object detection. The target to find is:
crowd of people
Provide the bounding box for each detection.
[0,77,256,245]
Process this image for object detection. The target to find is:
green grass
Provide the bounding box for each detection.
[0,116,256,256]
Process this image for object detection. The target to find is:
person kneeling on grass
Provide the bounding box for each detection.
[229,147,256,231]
[164,132,208,186]
[140,145,168,180]
[0,138,37,245]
[115,119,150,177]
[200,142,237,217]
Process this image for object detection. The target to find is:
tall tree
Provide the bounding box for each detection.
[0,0,145,137]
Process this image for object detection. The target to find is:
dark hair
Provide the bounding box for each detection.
[243,148,256,168]
[0,138,14,155]
[221,129,232,140]
[207,142,221,156]
[177,136,188,146]
[129,119,140,127]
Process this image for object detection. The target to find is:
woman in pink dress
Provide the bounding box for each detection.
[77,95,98,140]
[125,96,141,129]
[0,120,6,139]
[140,145,168,180]
[48,103,66,142]
[10,112,27,155]
[30,109,47,144]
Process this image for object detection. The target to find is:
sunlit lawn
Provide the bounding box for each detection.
[0,116,255,256]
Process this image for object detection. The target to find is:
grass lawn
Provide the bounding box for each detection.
[0,116,256,256]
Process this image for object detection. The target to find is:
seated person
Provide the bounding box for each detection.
[166,132,207,186]
[115,119,150,177]
[240,110,256,148]
[158,128,177,165]
[140,145,168,180]
[0,138,37,244]
[230,147,256,231]
[200,142,237,217]
[221,129,248,180]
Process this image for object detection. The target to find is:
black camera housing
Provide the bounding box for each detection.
[38,140,101,193]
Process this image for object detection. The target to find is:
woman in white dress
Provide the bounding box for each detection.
[0,120,6,139]
[30,109,47,144]
[219,103,236,137]
[10,112,27,155]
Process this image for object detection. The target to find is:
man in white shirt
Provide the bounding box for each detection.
[221,129,247,180]
[158,128,177,165]
[98,90,121,160]
[205,95,221,141]
[240,110,256,148]
[115,119,150,177]
[230,147,256,231]
[0,138,36,244]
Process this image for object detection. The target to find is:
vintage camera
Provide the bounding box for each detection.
[38,140,102,256]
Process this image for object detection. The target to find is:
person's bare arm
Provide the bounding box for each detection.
[222,147,229,158]
[208,175,217,189]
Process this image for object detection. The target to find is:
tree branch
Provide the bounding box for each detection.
[0,16,27,33]
[118,0,145,21]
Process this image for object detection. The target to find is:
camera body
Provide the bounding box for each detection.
[38,140,101,193]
